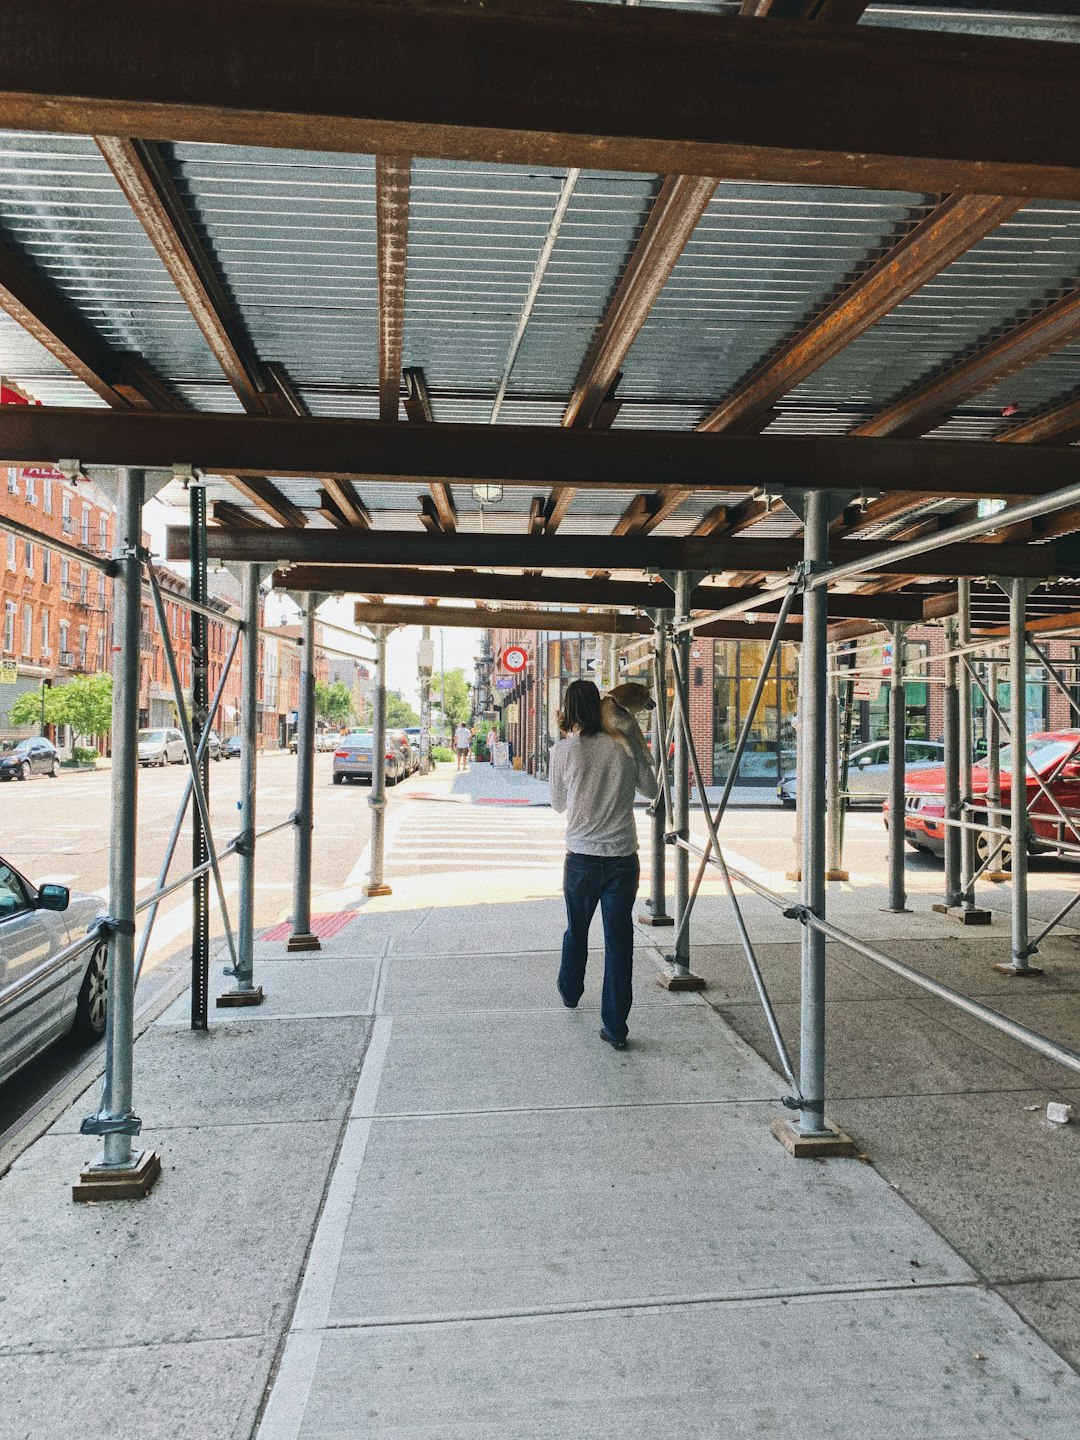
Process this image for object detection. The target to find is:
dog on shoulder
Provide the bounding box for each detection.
[600,682,655,768]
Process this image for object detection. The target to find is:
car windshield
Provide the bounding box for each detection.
[0,739,31,756]
[139,729,167,742]
[995,738,1078,774]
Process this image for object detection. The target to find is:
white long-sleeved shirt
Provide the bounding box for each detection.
[548,730,658,857]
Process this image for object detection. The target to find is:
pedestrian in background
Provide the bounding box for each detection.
[549,679,657,1051]
[486,725,498,765]
[454,720,472,772]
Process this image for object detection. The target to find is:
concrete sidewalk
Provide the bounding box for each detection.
[431,758,780,809]
[4,831,1080,1437]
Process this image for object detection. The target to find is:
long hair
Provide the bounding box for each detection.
[560,679,603,737]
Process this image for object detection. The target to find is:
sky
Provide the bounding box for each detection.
[146,495,482,708]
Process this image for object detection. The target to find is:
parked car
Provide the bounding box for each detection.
[316,731,338,752]
[0,737,61,781]
[0,855,107,1087]
[386,727,415,777]
[332,732,404,786]
[206,730,222,761]
[221,735,243,759]
[777,739,946,808]
[404,727,423,770]
[884,729,1080,866]
[137,727,186,767]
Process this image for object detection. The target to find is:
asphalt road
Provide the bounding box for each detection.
[0,749,400,1137]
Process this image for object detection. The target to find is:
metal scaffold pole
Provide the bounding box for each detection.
[942,617,963,910]
[640,612,673,928]
[825,642,847,881]
[75,468,160,1201]
[366,625,393,897]
[289,595,320,952]
[419,624,432,776]
[669,574,693,975]
[793,489,841,1148]
[189,483,210,1026]
[220,563,264,1006]
[997,579,1042,977]
[886,621,909,913]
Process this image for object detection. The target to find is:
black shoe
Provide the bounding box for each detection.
[599,1028,628,1051]
[558,985,578,1009]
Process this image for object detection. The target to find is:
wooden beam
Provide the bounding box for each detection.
[173,525,1071,580]
[223,476,307,529]
[698,194,1023,435]
[977,608,1080,640]
[11,5,1080,201]
[376,155,410,423]
[854,283,1080,440]
[692,505,730,538]
[95,136,267,413]
[8,408,1080,501]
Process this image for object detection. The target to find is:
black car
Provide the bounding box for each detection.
[221,735,243,758]
[0,737,61,781]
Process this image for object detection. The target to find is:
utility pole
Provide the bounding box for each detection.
[419,625,433,774]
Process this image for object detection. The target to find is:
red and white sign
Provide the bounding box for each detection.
[501,645,529,674]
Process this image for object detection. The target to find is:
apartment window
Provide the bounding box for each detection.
[3,601,14,653]
[24,473,35,505]
[78,626,88,670]
[62,494,72,535]
[60,558,70,598]
[22,604,33,656]
[79,572,89,606]
[98,573,105,608]
[6,533,15,571]
[6,469,17,496]
[59,621,70,665]
[81,507,90,546]
[99,514,108,551]
[97,630,105,670]
[24,541,33,577]
[41,549,51,585]
[43,476,52,515]
[40,610,50,657]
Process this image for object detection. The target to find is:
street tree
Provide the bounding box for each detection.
[431,668,470,727]
[386,691,419,727]
[314,679,354,728]
[8,684,65,731]
[9,673,113,746]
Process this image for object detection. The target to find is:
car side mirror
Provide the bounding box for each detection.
[1061,762,1080,780]
[857,756,872,768]
[38,883,70,912]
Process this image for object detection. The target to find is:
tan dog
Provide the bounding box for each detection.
[601,682,655,768]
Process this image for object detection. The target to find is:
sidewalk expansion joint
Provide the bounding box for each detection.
[314,1277,983,1335]
[368,1096,801,1121]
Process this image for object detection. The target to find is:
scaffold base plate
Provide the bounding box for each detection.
[657,969,707,992]
[771,1118,858,1160]
[73,1148,161,1203]
[363,884,393,897]
[785,869,801,882]
[637,912,675,927]
[216,985,265,1008]
[991,962,1045,978]
[932,904,993,926]
[286,932,323,952]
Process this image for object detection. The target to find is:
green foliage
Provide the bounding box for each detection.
[9,674,112,743]
[69,746,99,767]
[432,668,470,728]
[431,745,454,763]
[314,679,354,728]
[385,691,419,727]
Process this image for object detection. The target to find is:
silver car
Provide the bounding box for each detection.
[138,727,186,766]
[778,740,946,807]
[331,732,403,786]
[0,856,107,1086]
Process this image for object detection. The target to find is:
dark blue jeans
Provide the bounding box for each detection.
[559,852,640,1042]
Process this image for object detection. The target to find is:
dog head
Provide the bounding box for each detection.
[606,681,655,715]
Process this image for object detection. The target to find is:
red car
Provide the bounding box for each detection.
[883,729,1080,865]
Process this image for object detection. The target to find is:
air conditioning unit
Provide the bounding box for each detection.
[59,650,75,667]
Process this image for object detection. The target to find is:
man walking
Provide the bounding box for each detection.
[486,724,498,765]
[454,720,472,772]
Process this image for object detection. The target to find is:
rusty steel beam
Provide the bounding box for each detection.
[223,476,307,529]
[998,397,1080,448]
[212,499,271,529]
[170,524,1069,580]
[376,155,411,423]
[402,367,456,531]
[698,194,1023,435]
[10,5,1080,201]
[263,362,307,418]
[854,284,1080,440]
[321,477,371,529]
[8,408,1080,499]
[355,601,654,635]
[96,136,268,414]
[741,1,869,17]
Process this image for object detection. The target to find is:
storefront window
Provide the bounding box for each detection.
[713,640,798,786]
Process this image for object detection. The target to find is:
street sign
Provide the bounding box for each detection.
[495,676,514,691]
[0,663,16,685]
[501,644,528,673]
[417,638,434,673]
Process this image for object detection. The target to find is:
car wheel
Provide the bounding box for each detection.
[976,824,1012,873]
[19,761,30,781]
[333,773,344,785]
[72,940,108,1042]
[49,757,60,777]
